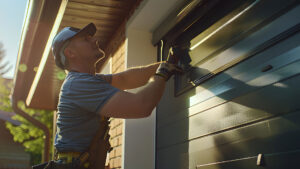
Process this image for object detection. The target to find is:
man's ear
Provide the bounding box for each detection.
[64,47,75,59]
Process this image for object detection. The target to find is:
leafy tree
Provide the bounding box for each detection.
[5,101,53,165]
[0,42,12,111]
[0,42,53,165]
[0,42,12,76]
[0,78,12,112]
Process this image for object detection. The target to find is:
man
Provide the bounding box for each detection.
[50,23,180,168]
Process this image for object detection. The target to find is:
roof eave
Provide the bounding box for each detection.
[12,0,65,109]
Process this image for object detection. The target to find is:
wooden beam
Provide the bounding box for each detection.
[64,8,122,21]
[60,22,118,31]
[61,21,118,29]
[67,1,127,15]
[62,15,119,26]
[70,0,131,9]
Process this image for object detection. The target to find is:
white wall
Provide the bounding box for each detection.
[123,29,157,169]
[123,0,186,168]
[99,57,112,74]
[127,0,186,32]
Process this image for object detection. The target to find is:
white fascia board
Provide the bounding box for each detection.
[26,0,68,106]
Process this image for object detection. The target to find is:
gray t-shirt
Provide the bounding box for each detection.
[54,72,119,152]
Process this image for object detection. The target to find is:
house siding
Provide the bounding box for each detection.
[0,120,31,169]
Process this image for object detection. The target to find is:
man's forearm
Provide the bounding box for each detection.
[113,62,161,89]
[128,62,160,81]
[99,75,166,118]
[137,75,166,115]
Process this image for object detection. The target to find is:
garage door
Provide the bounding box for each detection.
[156,0,300,168]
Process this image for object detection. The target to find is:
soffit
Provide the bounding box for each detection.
[60,0,136,49]
[12,0,62,106]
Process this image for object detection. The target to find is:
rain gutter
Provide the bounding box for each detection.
[11,0,57,162]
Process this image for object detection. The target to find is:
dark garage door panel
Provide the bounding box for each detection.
[157,31,300,149]
[157,3,300,126]
[157,111,300,169]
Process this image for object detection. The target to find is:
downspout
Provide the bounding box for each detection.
[11,0,51,163]
[11,97,51,162]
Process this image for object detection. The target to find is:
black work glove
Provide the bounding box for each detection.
[155,62,183,81]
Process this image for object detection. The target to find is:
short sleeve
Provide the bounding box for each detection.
[95,74,112,83]
[68,74,119,113]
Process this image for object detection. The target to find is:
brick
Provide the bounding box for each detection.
[116,48,122,57]
[109,128,113,136]
[113,57,119,64]
[109,149,115,159]
[116,125,123,135]
[116,136,120,146]
[113,128,118,137]
[109,156,113,162]
[119,119,124,125]
[118,157,122,167]
[112,48,125,73]
[113,119,119,126]
[113,49,124,60]
[110,128,117,138]
[113,60,124,73]
[111,123,118,130]
[118,136,123,146]
[116,146,122,157]
[114,66,124,73]
[109,159,114,168]
[110,158,115,168]
[114,157,121,168]
[110,138,114,147]
[115,118,122,126]
[112,138,118,147]
[110,119,115,128]
[115,60,124,71]
[115,118,121,126]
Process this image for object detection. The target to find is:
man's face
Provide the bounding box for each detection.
[67,32,105,66]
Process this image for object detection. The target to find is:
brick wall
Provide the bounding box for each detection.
[111,41,126,74]
[108,118,124,169]
[108,23,126,169]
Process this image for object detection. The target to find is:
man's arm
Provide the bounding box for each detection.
[110,62,160,90]
[99,75,166,118]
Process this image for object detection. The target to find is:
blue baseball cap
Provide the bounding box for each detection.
[52,23,96,69]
